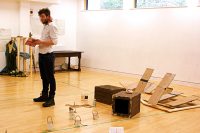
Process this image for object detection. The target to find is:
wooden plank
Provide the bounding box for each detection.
[144,83,156,94]
[167,96,198,107]
[170,91,183,96]
[30,47,33,77]
[145,86,173,95]
[29,33,33,77]
[135,81,148,93]
[135,68,154,93]
[159,94,179,101]
[16,37,21,71]
[159,91,183,102]
[141,99,200,113]
[148,73,176,105]
[163,87,173,95]
[23,37,27,72]
[141,99,173,113]
[168,104,200,113]
[141,68,154,81]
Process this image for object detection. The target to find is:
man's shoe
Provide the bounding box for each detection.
[42,98,55,107]
[33,96,48,102]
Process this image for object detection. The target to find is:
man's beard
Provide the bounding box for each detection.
[42,20,49,25]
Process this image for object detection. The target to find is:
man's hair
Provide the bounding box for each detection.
[38,8,51,16]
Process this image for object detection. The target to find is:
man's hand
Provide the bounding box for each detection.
[33,39,41,44]
[25,38,39,47]
[26,38,54,47]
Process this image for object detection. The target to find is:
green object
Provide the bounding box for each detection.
[0,40,17,75]
[0,40,28,77]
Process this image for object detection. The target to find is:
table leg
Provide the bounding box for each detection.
[68,57,71,69]
[78,56,81,71]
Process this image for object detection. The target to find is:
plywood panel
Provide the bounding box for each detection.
[167,96,198,107]
[135,68,154,93]
[148,73,176,105]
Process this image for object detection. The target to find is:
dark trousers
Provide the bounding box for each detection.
[39,52,56,98]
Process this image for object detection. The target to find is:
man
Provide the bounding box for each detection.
[26,8,58,107]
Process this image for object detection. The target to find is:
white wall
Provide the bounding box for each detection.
[0,1,19,36]
[0,1,19,70]
[77,6,200,83]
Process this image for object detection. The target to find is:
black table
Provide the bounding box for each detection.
[53,51,83,71]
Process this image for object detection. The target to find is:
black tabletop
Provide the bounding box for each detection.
[53,50,83,54]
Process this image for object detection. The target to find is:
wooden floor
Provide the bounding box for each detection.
[1,69,200,133]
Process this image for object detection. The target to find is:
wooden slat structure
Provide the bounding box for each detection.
[15,35,33,77]
[148,73,175,105]
[135,68,154,93]
[120,68,154,93]
[22,37,27,72]
[16,37,21,71]
[142,73,200,112]
[29,33,33,77]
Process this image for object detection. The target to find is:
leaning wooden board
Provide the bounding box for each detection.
[135,68,154,93]
[148,73,176,105]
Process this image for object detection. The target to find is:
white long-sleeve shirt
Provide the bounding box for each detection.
[39,22,58,54]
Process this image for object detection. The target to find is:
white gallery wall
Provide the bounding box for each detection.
[77,3,200,83]
[0,1,19,36]
[0,1,19,70]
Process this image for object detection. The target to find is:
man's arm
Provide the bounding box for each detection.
[26,38,54,47]
[28,25,58,47]
[35,39,54,46]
